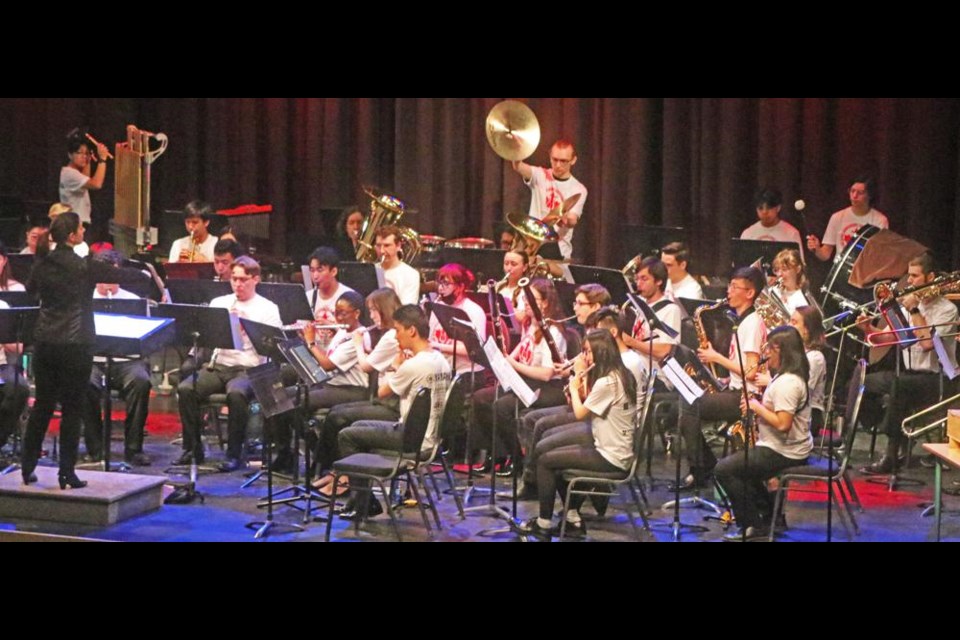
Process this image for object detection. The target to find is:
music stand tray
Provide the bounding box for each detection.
[567,264,632,306]
[166,280,232,306]
[164,262,217,281]
[277,338,334,387]
[0,291,36,309]
[729,238,799,273]
[256,283,315,326]
[337,262,385,298]
[92,298,149,317]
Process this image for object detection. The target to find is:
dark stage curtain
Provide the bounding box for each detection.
[2,98,958,277]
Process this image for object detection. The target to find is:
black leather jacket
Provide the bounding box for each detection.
[26,245,150,345]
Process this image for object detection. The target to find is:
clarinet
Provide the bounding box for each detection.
[488,279,508,353]
[518,277,563,364]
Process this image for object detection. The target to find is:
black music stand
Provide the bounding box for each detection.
[658,345,726,540]
[6,254,35,286]
[568,264,632,307]
[243,360,304,539]
[619,224,688,268]
[337,262,384,298]
[166,279,232,306]
[92,298,149,317]
[153,303,239,474]
[164,262,216,281]
[730,238,800,276]
[83,312,176,473]
[237,318,306,492]
[465,290,519,335]
[437,247,506,285]
[427,302,490,503]
[0,307,37,477]
[0,292,36,309]
[256,283,314,325]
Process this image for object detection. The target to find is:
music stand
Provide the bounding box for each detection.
[337,262,385,297]
[6,254,35,286]
[437,247,506,285]
[92,298,149,317]
[0,292,36,309]
[0,307,37,477]
[729,238,799,276]
[166,279,231,306]
[84,313,176,472]
[164,262,216,281]
[465,290,520,335]
[243,360,304,539]
[257,283,315,325]
[620,224,687,267]
[153,303,240,474]
[568,264,632,306]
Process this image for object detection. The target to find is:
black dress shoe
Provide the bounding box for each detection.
[516,481,538,501]
[723,525,769,542]
[860,455,894,475]
[552,519,587,540]
[218,458,246,473]
[22,471,37,485]
[339,496,383,520]
[270,451,296,475]
[58,472,88,490]
[173,450,204,466]
[516,517,552,540]
[668,473,700,492]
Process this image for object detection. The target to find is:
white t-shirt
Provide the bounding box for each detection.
[383,261,420,305]
[512,323,566,372]
[823,207,889,255]
[902,295,959,373]
[756,372,812,460]
[740,219,803,254]
[429,297,488,374]
[770,286,811,316]
[59,166,91,223]
[728,310,767,393]
[209,293,282,368]
[584,372,636,471]
[806,349,826,412]
[666,274,704,301]
[632,296,681,346]
[168,234,219,263]
[366,329,400,374]
[324,328,372,388]
[0,300,8,365]
[306,282,355,324]
[620,348,650,412]
[1,282,26,292]
[389,349,452,453]
[93,287,139,300]
[524,167,588,260]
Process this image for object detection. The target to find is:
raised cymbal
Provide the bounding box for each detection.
[542,192,583,226]
[485,100,540,162]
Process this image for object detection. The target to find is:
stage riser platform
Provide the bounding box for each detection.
[0,467,166,526]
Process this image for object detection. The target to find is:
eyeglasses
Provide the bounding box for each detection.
[437,279,456,287]
[231,276,253,283]
[573,300,593,307]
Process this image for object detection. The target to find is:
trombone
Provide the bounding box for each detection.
[863,321,960,347]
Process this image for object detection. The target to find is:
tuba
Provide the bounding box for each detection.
[355,187,421,263]
[506,211,559,278]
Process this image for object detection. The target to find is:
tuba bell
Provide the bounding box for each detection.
[355,187,421,263]
[506,211,559,277]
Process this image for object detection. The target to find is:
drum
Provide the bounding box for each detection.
[821,224,881,309]
[444,237,494,250]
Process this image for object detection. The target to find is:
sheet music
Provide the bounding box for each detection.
[482,337,540,407]
[373,265,386,288]
[228,313,244,349]
[94,314,168,339]
[933,331,959,381]
[662,357,705,405]
[558,263,575,284]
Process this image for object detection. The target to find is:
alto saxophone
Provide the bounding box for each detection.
[692,298,726,389]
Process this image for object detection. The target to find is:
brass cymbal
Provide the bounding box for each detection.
[541,192,582,226]
[485,100,540,162]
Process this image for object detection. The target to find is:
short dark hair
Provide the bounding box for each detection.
[587,305,630,335]
[754,187,782,209]
[850,175,879,205]
[552,138,577,157]
[50,211,81,245]
[909,252,936,276]
[184,200,213,221]
[660,241,690,267]
[574,283,611,306]
[731,266,765,300]
[639,257,668,292]
[66,129,89,154]
[92,249,124,267]
[230,255,261,278]
[214,238,245,259]
[376,225,401,243]
[309,246,341,270]
[393,304,429,339]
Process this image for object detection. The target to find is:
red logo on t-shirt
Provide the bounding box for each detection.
[516,337,534,365]
[433,327,450,344]
[840,222,864,248]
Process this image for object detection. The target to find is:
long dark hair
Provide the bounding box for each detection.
[37,211,81,258]
[584,329,636,407]
[793,305,825,352]
[0,241,18,290]
[767,325,809,412]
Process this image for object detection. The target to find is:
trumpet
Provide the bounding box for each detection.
[188,230,198,262]
[85,132,114,159]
